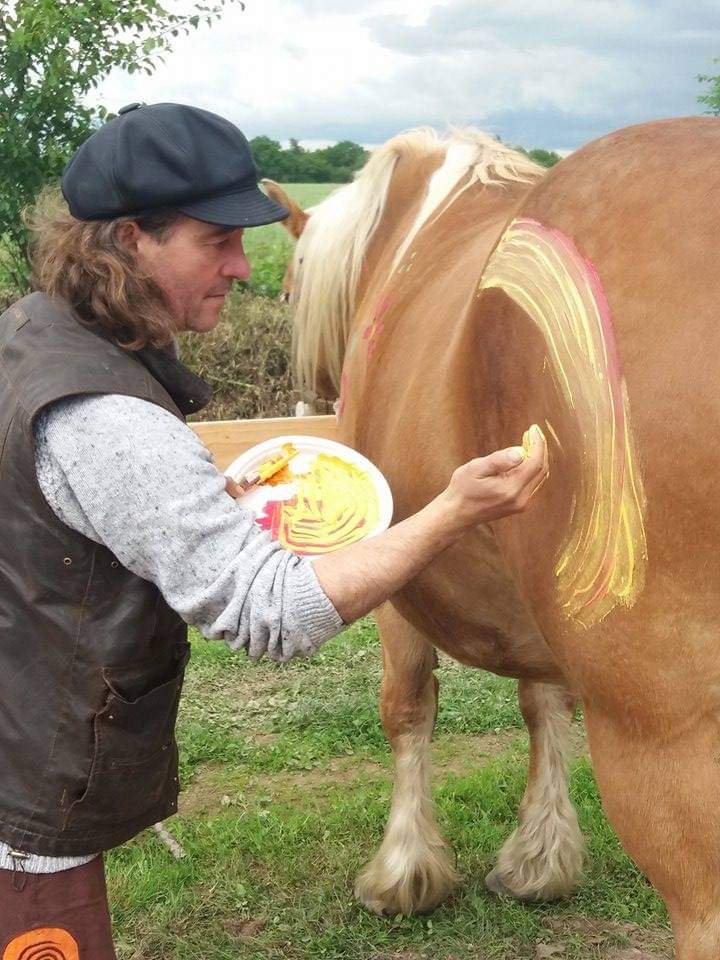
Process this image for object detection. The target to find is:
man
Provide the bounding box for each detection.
[0,103,547,957]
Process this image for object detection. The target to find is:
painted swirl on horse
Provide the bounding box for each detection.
[266,116,720,960]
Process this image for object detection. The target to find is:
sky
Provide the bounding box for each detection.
[94,0,720,154]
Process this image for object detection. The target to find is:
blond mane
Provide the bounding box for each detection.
[292,128,546,398]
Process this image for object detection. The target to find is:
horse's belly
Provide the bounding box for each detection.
[391,527,566,683]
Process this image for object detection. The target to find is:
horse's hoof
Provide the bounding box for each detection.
[355,850,457,916]
[485,867,518,899]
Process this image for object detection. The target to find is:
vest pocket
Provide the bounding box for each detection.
[62,644,190,832]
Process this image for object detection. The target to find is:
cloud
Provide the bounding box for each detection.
[92,0,719,153]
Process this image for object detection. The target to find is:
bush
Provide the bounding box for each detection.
[179,288,297,421]
[0,282,297,420]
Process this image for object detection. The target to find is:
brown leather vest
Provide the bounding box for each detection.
[0,292,211,855]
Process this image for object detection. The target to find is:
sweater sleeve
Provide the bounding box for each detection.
[33,393,344,661]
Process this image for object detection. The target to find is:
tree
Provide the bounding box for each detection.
[514,145,562,168]
[317,140,369,182]
[250,137,368,184]
[697,58,720,115]
[0,0,240,290]
[526,147,562,168]
[249,135,288,181]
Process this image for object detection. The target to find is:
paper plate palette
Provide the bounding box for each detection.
[225,436,394,559]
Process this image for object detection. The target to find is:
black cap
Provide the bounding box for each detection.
[61,102,289,228]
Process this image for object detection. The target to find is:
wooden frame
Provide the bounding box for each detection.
[190,415,339,472]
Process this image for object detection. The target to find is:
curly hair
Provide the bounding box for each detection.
[25,189,181,350]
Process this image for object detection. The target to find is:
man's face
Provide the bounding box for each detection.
[134,215,251,332]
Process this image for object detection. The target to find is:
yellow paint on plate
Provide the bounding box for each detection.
[257,453,380,555]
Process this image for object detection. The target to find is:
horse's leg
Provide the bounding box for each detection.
[485,679,585,900]
[584,705,720,960]
[355,603,458,916]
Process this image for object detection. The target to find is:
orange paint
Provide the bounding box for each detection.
[256,443,299,483]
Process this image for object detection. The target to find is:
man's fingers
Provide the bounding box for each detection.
[224,475,242,498]
[470,424,548,481]
[473,446,527,479]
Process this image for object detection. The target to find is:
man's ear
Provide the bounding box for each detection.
[262,179,309,240]
[115,219,142,252]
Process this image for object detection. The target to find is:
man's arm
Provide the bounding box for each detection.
[37,395,547,661]
[313,429,547,623]
[34,393,343,661]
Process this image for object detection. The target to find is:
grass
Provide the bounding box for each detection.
[106,619,671,960]
[242,182,339,299]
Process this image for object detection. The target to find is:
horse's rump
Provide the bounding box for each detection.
[472,118,720,688]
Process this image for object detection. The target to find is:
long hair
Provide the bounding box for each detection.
[292,127,546,397]
[26,189,181,350]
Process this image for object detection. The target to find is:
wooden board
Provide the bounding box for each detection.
[190,415,339,472]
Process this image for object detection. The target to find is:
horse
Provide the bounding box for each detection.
[265,117,720,960]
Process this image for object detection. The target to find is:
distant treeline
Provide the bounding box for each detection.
[250,136,562,184]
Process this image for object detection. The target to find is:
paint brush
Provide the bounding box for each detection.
[236,444,298,494]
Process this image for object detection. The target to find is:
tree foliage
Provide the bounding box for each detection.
[523,146,562,168]
[250,136,370,184]
[251,135,562,183]
[697,58,720,115]
[0,0,239,289]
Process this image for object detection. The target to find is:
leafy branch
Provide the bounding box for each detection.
[697,57,720,116]
[0,0,243,291]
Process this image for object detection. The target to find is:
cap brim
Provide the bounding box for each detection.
[178,184,289,228]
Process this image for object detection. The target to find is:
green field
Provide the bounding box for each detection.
[106,621,671,960]
[243,183,339,298]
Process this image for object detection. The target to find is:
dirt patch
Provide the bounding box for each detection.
[430,721,588,780]
[431,729,525,779]
[182,664,287,712]
[250,731,281,746]
[178,721,593,822]
[538,915,672,959]
[178,754,388,816]
[221,915,268,940]
[178,728,534,817]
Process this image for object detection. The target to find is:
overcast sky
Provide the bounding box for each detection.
[94,0,720,153]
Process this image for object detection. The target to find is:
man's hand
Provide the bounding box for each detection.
[225,476,243,498]
[439,423,549,528]
[314,424,550,625]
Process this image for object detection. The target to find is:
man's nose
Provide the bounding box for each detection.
[221,252,251,281]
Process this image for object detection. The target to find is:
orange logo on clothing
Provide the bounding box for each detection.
[2,927,79,959]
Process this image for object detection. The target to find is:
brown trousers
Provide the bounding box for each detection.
[0,856,115,959]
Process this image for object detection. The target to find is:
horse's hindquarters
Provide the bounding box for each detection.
[477,118,720,690]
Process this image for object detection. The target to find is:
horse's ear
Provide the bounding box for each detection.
[262,179,309,239]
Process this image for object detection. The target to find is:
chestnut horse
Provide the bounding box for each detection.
[266,117,720,959]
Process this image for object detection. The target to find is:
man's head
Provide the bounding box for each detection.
[29,103,288,347]
[114,215,251,334]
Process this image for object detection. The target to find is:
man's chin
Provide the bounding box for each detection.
[189,299,225,332]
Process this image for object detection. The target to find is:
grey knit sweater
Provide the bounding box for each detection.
[0,393,344,874]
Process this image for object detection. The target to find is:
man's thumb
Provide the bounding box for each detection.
[474,447,525,478]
